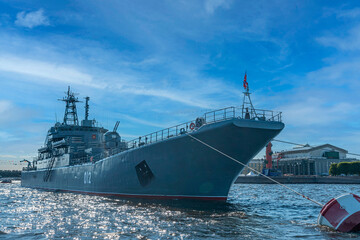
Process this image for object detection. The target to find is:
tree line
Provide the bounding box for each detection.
[0,170,21,177]
[329,161,360,176]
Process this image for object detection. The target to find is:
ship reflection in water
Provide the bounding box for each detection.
[1,182,359,239]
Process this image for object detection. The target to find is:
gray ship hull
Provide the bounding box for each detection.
[21,118,284,201]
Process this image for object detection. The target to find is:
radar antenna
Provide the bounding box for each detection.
[59,86,81,125]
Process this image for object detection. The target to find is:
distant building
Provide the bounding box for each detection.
[242,144,358,176]
[241,158,265,175]
[274,144,358,175]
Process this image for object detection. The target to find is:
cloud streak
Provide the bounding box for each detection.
[0,100,12,114]
[116,113,168,128]
[0,54,232,109]
[15,9,49,28]
[0,55,102,88]
[118,86,213,109]
[316,24,360,51]
[0,131,19,142]
[204,0,231,14]
[334,8,360,19]
[281,98,354,126]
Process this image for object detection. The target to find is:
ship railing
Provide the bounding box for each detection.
[203,106,282,123]
[238,107,282,122]
[126,119,196,149]
[126,106,282,149]
[29,107,282,166]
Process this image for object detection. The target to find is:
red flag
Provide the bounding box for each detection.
[243,72,248,90]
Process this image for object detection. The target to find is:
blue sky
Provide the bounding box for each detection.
[1,0,360,170]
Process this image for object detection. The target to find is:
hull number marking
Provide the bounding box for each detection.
[84,171,92,184]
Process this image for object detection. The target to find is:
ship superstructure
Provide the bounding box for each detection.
[33,87,125,181]
[22,84,284,201]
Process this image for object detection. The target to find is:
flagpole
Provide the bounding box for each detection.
[241,72,257,119]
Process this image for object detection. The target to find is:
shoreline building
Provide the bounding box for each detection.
[241,158,265,175]
[274,144,358,175]
[242,144,358,176]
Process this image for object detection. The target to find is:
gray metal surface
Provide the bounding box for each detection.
[22,118,284,200]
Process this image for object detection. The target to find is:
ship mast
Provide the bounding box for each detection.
[60,86,80,125]
[84,96,90,121]
[241,72,257,119]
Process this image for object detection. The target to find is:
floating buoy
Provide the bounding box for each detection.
[318,193,360,232]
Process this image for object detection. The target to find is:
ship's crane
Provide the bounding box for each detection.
[20,159,32,168]
[113,121,120,132]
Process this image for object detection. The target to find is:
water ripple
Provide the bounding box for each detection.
[0,182,360,239]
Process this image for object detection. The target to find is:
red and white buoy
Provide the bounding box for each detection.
[318,193,360,232]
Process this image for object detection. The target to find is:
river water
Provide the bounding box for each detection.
[1,182,360,239]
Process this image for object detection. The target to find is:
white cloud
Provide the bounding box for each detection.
[0,13,244,111]
[336,8,360,18]
[15,9,50,28]
[0,54,233,109]
[118,86,213,109]
[282,99,353,126]
[0,55,102,88]
[306,60,360,87]
[116,113,168,128]
[0,131,19,141]
[0,50,238,109]
[0,100,31,126]
[204,0,231,14]
[0,155,17,159]
[316,24,360,51]
[0,100,12,114]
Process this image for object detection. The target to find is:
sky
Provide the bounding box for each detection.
[1,0,360,170]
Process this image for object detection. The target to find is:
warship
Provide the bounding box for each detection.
[21,82,284,201]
